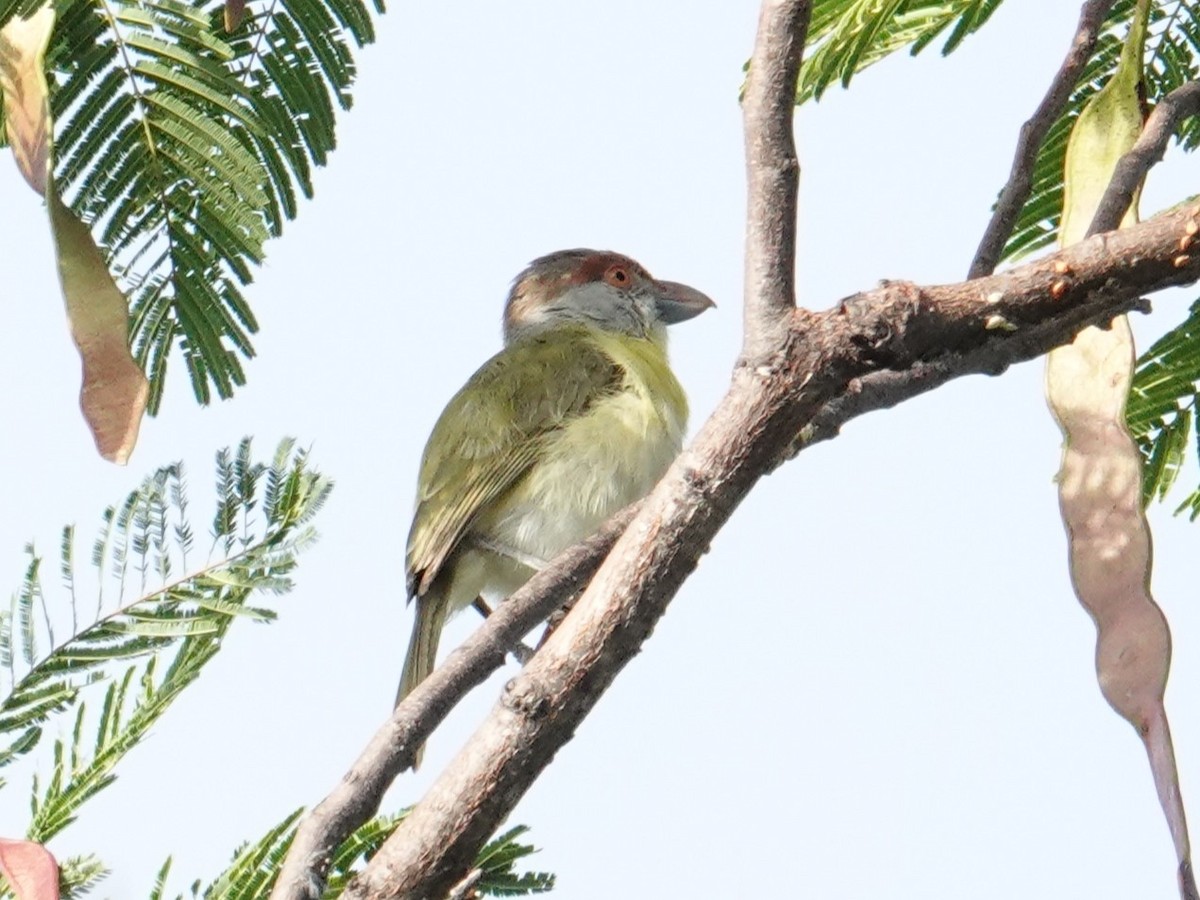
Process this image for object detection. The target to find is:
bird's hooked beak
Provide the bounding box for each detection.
[651,279,716,325]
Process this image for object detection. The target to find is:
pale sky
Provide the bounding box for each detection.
[2,1,1199,897]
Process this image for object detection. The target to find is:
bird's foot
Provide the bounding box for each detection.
[470,595,536,664]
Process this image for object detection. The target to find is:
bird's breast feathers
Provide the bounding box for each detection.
[480,331,687,562]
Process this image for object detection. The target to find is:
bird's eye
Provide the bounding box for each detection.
[604,266,630,287]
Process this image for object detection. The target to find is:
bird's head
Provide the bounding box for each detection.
[503,249,714,344]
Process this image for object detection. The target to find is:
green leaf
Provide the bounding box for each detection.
[475,825,556,897]
[1128,293,1200,510]
[168,810,554,899]
[31,0,381,412]
[0,438,331,808]
[794,0,1005,103]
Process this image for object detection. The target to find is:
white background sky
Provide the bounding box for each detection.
[2,1,1200,897]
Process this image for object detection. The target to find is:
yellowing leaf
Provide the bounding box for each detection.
[1058,0,1147,246]
[0,4,148,463]
[0,837,59,900]
[1047,2,1195,896]
[48,194,150,463]
[0,5,52,195]
[224,0,246,31]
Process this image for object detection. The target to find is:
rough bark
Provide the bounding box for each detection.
[268,510,634,900]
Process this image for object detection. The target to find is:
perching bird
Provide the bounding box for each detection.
[397,249,713,728]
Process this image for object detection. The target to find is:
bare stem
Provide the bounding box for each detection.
[741,0,812,359]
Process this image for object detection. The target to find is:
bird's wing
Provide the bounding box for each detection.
[406,330,620,598]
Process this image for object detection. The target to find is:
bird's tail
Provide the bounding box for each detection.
[396,591,448,768]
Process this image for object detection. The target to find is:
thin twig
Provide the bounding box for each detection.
[968,0,1116,278]
[445,868,482,900]
[1087,80,1200,236]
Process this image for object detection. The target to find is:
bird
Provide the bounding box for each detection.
[396,249,713,754]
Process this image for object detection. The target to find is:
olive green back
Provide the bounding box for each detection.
[405,328,621,598]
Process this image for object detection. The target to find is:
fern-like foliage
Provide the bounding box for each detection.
[153,811,555,898]
[0,0,44,30]
[792,2,1199,259]
[2,0,382,413]
[472,825,557,897]
[794,0,1004,102]
[1142,0,1200,147]
[1129,293,1200,512]
[182,808,305,899]
[0,437,331,899]
[56,854,109,899]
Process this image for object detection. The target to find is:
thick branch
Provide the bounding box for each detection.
[341,159,1200,900]
[1087,80,1200,236]
[968,0,1116,278]
[788,288,1151,455]
[741,0,812,358]
[267,508,633,900]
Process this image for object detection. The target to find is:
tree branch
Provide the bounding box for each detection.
[741,0,811,359]
[338,40,1200,900]
[276,5,1200,897]
[787,281,1151,456]
[277,200,1200,900]
[1087,80,1200,237]
[968,0,1116,279]
[267,508,633,900]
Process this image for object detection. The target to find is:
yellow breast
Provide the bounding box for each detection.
[484,329,688,564]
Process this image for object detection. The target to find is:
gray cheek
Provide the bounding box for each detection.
[560,297,647,337]
[512,284,654,338]
[593,301,645,336]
